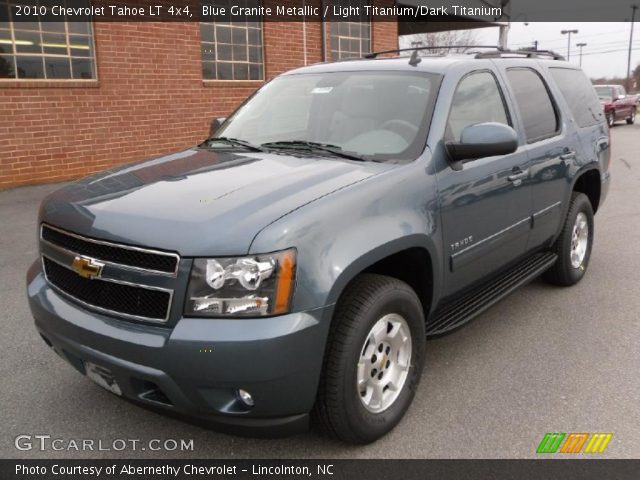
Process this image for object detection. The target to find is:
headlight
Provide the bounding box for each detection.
[185,249,296,317]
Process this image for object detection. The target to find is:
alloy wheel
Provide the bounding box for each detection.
[570,212,589,268]
[357,313,412,413]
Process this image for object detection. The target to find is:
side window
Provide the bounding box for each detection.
[506,68,559,143]
[549,68,604,128]
[447,71,510,141]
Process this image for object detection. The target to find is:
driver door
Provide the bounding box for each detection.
[437,70,532,296]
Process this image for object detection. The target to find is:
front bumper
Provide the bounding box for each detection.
[27,261,333,437]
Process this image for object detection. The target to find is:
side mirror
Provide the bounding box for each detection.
[446,122,518,170]
[209,117,226,137]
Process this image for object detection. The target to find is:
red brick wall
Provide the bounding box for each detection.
[0,18,397,189]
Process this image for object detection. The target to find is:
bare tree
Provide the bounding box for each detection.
[399,29,479,55]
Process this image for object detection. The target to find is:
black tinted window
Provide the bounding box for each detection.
[549,68,604,128]
[448,71,510,141]
[506,68,558,142]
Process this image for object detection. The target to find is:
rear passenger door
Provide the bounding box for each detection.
[547,67,609,205]
[498,64,575,250]
[437,69,532,296]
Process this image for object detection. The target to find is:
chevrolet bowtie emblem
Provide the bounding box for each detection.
[71,256,104,279]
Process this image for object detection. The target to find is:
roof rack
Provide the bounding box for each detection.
[474,48,565,60]
[363,45,502,59]
[363,45,566,62]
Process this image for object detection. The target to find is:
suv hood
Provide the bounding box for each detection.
[40,148,391,256]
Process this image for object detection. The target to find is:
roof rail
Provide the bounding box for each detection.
[474,49,565,60]
[363,45,503,59]
[362,45,566,62]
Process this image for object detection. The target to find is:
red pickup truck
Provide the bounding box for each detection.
[594,84,637,127]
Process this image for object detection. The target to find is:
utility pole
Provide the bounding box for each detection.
[499,24,510,50]
[627,5,638,92]
[577,42,587,66]
[532,40,539,50]
[561,29,579,61]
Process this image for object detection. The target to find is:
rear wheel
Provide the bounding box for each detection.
[545,192,594,286]
[313,274,425,444]
[607,111,615,127]
[627,108,636,125]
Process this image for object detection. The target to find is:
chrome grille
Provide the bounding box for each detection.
[41,224,179,275]
[43,257,172,321]
[40,224,179,323]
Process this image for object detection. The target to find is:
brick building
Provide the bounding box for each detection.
[0,1,399,188]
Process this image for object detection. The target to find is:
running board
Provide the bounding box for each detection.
[426,252,557,336]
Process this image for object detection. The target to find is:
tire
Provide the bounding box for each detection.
[313,274,426,444]
[607,111,615,127]
[626,108,636,125]
[545,192,594,286]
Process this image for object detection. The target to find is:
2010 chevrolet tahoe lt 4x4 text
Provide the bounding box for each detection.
[27,48,611,444]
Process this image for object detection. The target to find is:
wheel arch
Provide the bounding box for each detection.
[572,166,601,213]
[326,235,440,321]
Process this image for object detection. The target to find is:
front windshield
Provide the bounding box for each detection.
[594,86,612,101]
[214,71,441,162]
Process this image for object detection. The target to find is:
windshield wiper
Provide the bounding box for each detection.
[203,136,264,152]
[261,140,368,162]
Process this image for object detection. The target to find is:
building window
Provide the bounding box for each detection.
[330,1,371,60]
[0,1,96,80]
[200,4,264,81]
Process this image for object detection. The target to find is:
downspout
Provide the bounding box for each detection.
[320,0,327,61]
[303,0,308,65]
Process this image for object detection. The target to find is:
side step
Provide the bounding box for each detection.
[426,251,557,336]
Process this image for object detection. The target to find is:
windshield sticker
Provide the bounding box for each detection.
[312,87,333,94]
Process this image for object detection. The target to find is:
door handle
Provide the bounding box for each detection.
[560,151,576,161]
[508,168,530,185]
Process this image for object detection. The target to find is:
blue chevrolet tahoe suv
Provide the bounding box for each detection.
[27,48,610,443]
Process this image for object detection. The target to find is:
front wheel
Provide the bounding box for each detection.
[313,274,426,444]
[545,192,594,286]
[627,108,636,125]
[607,111,615,127]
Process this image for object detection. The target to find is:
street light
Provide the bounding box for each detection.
[577,42,587,66]
[627,5,638,92]
[561,29,579,61]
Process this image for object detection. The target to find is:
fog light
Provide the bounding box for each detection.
[237,389,254,407]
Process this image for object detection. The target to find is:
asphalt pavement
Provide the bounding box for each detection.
[1,122,639,459]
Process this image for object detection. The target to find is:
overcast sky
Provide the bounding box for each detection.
[402,22,639,80]
[478,22,639,79]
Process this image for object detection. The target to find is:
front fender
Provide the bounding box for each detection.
[323,232,440,310]
[249,159,443,314]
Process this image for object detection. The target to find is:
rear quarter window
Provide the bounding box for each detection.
[506,68,559,143]
[549,68,605,128]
